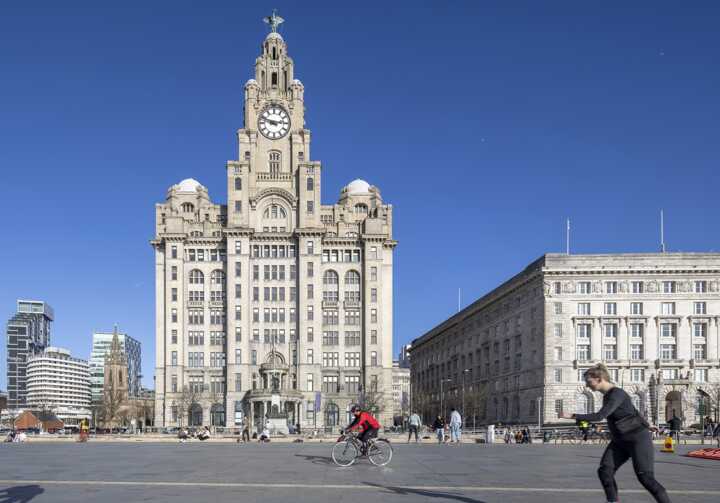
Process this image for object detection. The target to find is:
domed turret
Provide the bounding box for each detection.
[344,179,371,195]
[175,178,204,193]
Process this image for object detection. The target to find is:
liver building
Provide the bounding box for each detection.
[152,13,396,431]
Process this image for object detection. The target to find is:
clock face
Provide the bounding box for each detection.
[258,106,290,139]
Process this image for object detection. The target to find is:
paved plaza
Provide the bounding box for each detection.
[0,442,720,503]
[1,442,719,503]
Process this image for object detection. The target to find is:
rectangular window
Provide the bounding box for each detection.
[171,266,177,281]
[553,282,562,295]
[663,281,676,293]
[579,282,591,294]
[577,303,591,316]
[171,351,177,366]
[171,308,178,323]
[695,280,707,293]
[604,324,618,338]
[235,305,242,321]
[235,326,241,342]
[307,327,314,342]
[235,177,242,190]
[553,324,563,338]
[631,281,644,294]
[554,302,562,314]
[603,344,617,360]
[322,375,338,393]
[694,343,707,360]
[554,399,563,416]
[171,288,178,302]
[371,330,377,345]
[577,324,592,339]
[553,369,562,383]
[694,302,707,315]
[661,302,675,315]
[554,347,563,360]
[307,201,314,214]
[235,200,242,213]
[604,302,617,315]
[370,266,377,281]
[235,349,242,364]
[630,323,644,338]
[631,344,644,360]
[605,281,617,294]
[306,349,314,364]
[345,375,360,394]
[695,368,708,383]
[344,352,360,367]
[660,323,677,338]
[234,373,242,392]
[306,374,314,392]
[630,368,645,382]
[576,345,590,361]
[370,309,377,323]
[370,351,378,366]
[251,350,257,365]
[371,288,377,303]
[171,329,178,344]
[171,375,178,392]
[630,302,643,315]
[694,323,707,338]
[660,344,677,360]
[307,305,314,321]
[307,240,314,255]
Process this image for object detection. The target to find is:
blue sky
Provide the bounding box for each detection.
[1,1,719,389]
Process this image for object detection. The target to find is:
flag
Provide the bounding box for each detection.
[314,391,321,412]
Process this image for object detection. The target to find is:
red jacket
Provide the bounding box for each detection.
[348,411,380,432]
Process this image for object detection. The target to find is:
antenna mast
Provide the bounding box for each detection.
[660,209,666,253]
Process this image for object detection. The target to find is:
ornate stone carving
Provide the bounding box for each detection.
[563,281,576,294]
[619,281,629,293]
[592,280,602,293]
[710,281,719,293]
[646,280,658,293]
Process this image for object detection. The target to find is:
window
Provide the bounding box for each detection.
[371,288,377,303]
[553,282,562,295]
[370,375,378,392]
[577,303,591,315]
[370,351,378,366]
[235,201,242,213]
[604,302,617,315]
[608,369,618,382]
[188,331,204,345]
[694,343,707,360]
[171,351,177,366]
[630,323,644,338]
[171,375,178,392]
[235,305,241,321]
[322,331,339,345]
[695,280,707,293]
[322,352,339,367]
[576,344,590,361]
[695,369,708,383]
[307,305,314,321]
[345,375,360,394]
[553,324,563,338]
[307,327,314,342]
[603,344,617,360]
[605,281,617,294]
[171,330,178,344]
[662,281,676,293]
[577,324,591,339]
[554,347,563,360]
[235,327,241,342]
[694,302,707,315]
[306,374,314,391]
[630,368,645,382]
[660,344,677,360]
[604,324,618,338]
[555,399,564,416]
[370,330,377,344]
[171,308,178,323]
[234,373,242,392]
[307,284,314,299]
[344,352,360,367]
[661,368,678,380]
[660,323,677,338]
[268,150,280,173]
[307,201,314,214]
[171,245,177,259]
[171,266,177,280]
[631,281,644,294]
[661,302,675,315]
[554,302,562,314]
[345,331,361,345]
[251,350,257,365]
[306,349,314,364]
[370,309,377,323]
[322,375,338,393]
[579,282,591,294]
[554,369,562,383]
[630,302,643,315]
[631,344,644,360]
[370,266,377,281]
[694,323,707,338]
[345,311,360,325]
[188,309,203,325]
[307,240,314,255]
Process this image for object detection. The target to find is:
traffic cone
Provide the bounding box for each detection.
[660,434,675,453]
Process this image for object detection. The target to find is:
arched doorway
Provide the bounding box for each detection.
[325,402,340,428]
[211,403,225,427]
[189,403,203,426]
[665,391,682,423]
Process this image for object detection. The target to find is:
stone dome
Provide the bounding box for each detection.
[266,32,284,42]
[292,78,304,87]
[175,178,204,193]
[245,78,258,87]
[345,179,371,195]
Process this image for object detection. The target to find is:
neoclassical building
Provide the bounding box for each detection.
[152,14,396,431]
[411,253,720,427]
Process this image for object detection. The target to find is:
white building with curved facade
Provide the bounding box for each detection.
[152,16,396,431]
[26,347,91,425]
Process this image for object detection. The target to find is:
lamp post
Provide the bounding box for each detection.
[462,369,470,428]
[536,396,542,430]
[440,378,452,419]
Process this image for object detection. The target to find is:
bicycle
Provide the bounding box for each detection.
[331,430,393,467]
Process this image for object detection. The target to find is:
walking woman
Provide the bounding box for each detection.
[559,364,672,503]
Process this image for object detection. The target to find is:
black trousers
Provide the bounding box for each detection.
[358,427,378,446]
[408,425,419,441]
[598,429,671,503]
[242,428,250,442]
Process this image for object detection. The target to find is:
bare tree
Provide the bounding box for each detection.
[698,383,720,423]
[175,385,202,428]
[357,381,386,415]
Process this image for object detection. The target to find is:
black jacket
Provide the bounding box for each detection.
[432,418,445,430]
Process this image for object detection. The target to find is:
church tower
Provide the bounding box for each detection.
[104,325,129,404]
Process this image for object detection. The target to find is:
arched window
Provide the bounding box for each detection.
[344,270,361,303]
[210,270,225,286]
[354,204,368,215]
[325,402,340,427]
[271,72,278,87]
[189,269,204,284]
[323,270,339,302]
[263,204,287,219]
[211,403,225,427]
[272,47,277,60]
[307,177,314,191]
[189,403,203,426]
[181,202,194,213]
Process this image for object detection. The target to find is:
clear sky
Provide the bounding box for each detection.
[1,1,719,389]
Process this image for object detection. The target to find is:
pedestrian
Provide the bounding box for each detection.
[408,411,421,443]
[449,408,462,444]
[559,363,672,503]
[713,422,720,448]
[241,416,250,443]
[432,415,445,444]
[668,413,681,444]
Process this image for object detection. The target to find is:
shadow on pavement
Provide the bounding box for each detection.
[363,482,487,503]
[0,485,45,503]
[293,453,335,465]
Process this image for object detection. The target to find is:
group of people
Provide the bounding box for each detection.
[429,408,463,444]
[177,425,211,442]
[702,416,720,446]
[502,427,532,444]
[3,430,27,443]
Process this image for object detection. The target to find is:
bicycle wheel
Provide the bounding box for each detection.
[367,439,393,466]
[332,439,359,467]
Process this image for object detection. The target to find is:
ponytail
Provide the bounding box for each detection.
[584,363,612,382]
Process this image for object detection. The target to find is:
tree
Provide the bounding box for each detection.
[174,385,202,428]
[100,375,128,428]
[357,380,386,416]
[698,383,720,423]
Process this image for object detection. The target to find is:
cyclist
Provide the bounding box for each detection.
[346,405,380,454]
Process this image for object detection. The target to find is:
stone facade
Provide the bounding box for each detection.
[411,253,720,427]
[152,18,396,431]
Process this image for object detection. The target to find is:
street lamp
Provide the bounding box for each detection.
[536,396,542,430]
[440,378,452,419]
[461,369,471,427]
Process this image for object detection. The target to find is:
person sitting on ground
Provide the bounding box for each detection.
[197,426,211,441]
[346,405,381,453]
[178,428,189,443]
[259,426,271,443]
